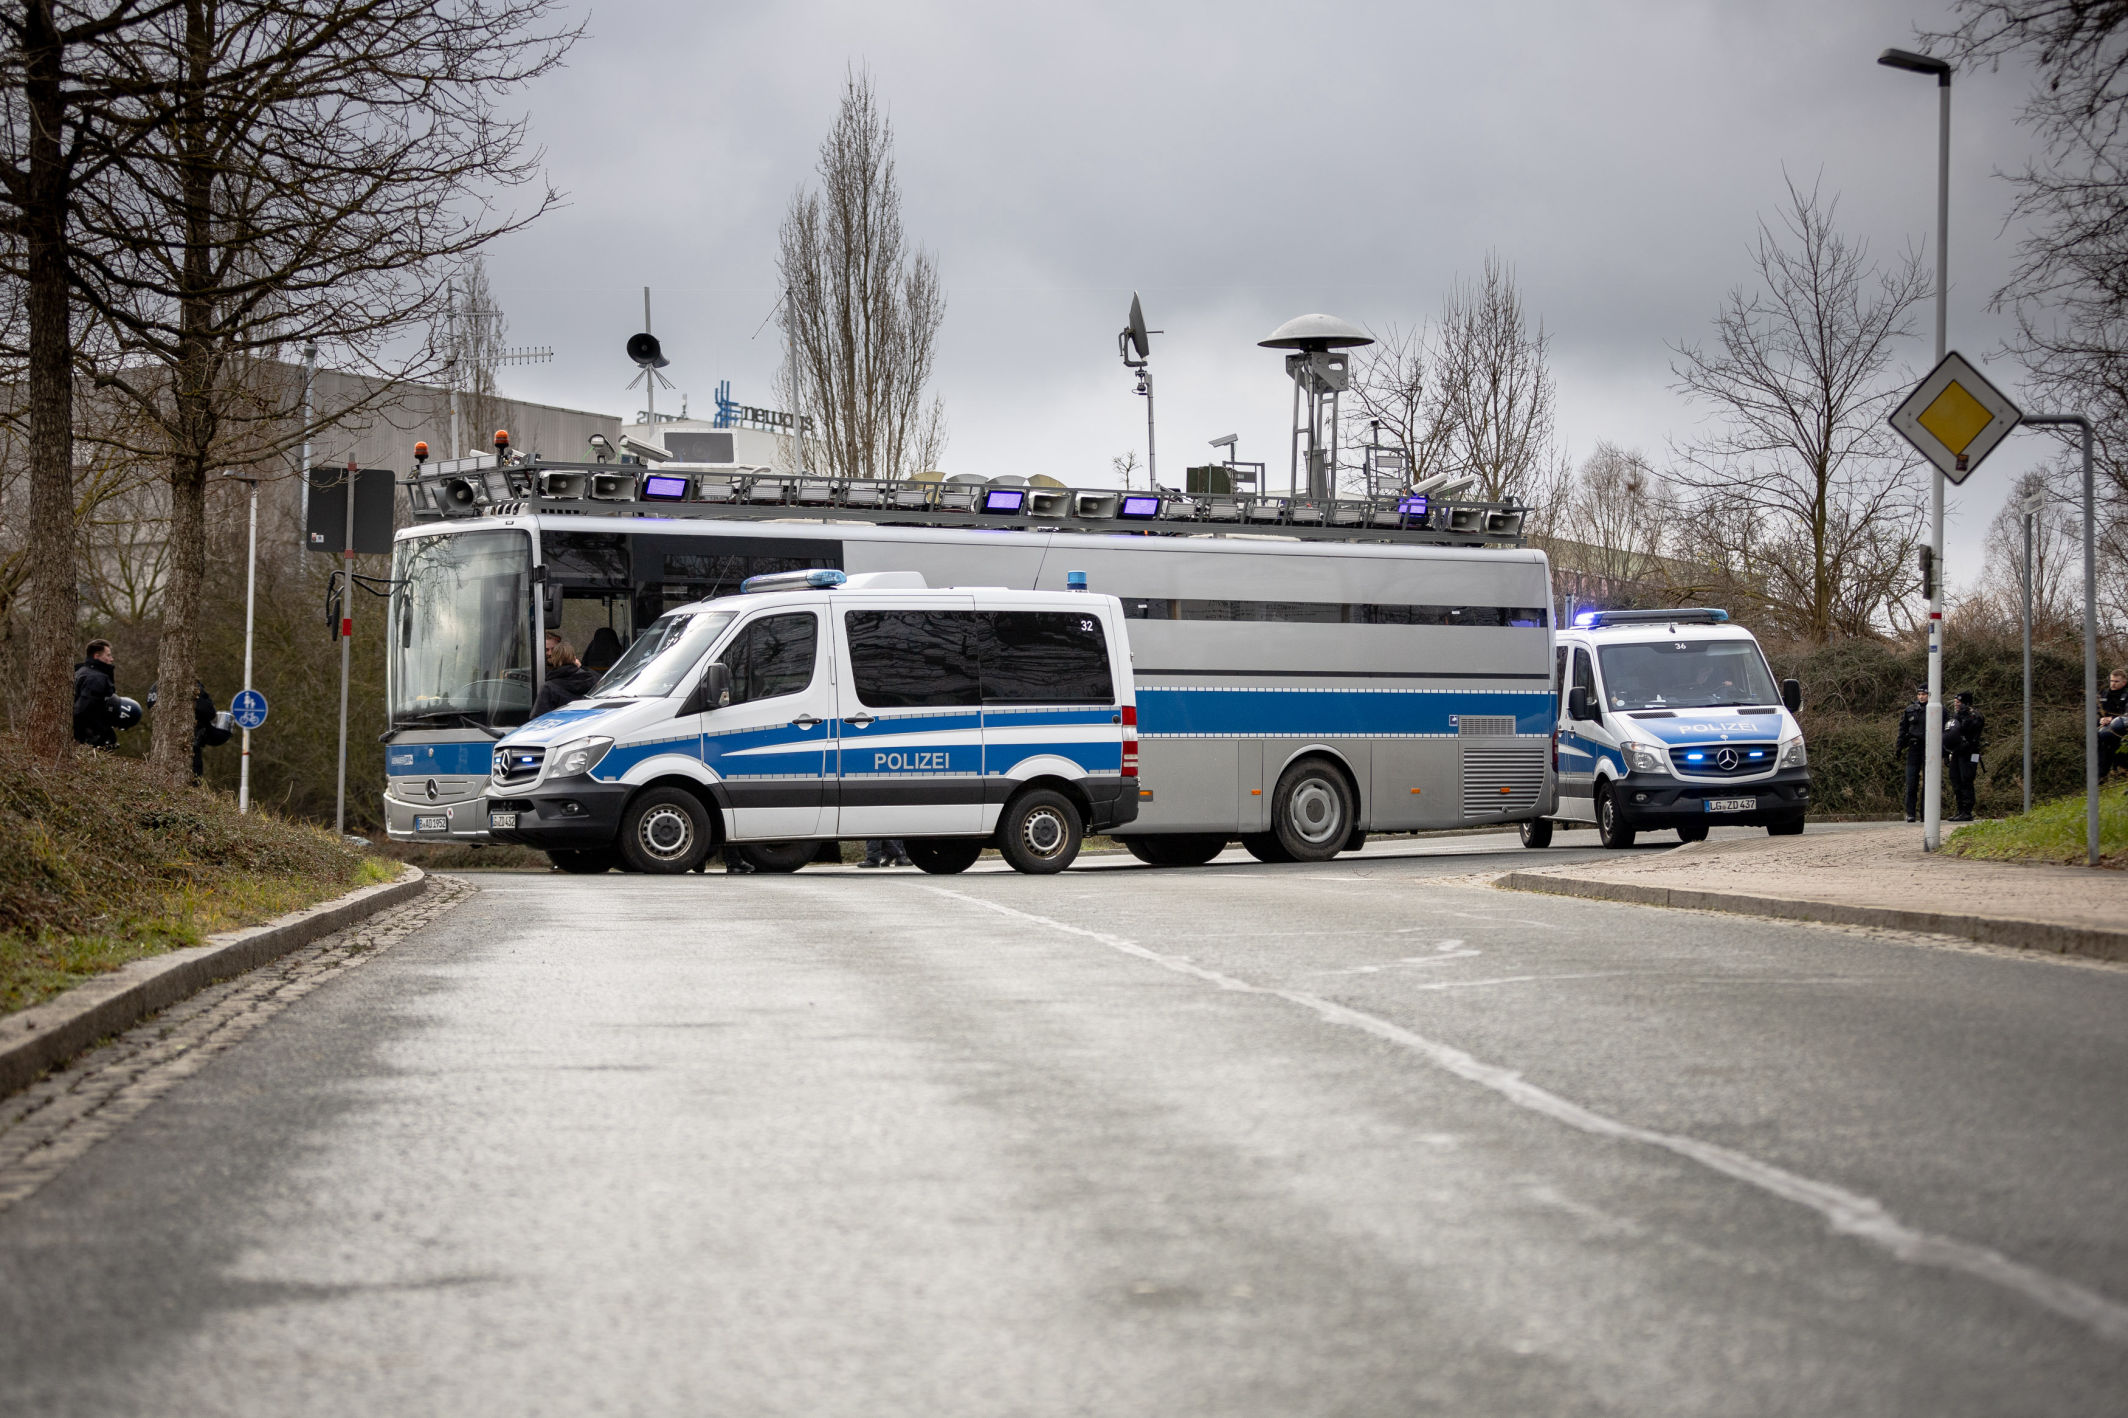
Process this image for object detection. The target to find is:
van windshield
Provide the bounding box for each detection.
[1597,640,1779,711]
[594,611,734,698]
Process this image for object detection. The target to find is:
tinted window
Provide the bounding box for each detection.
[844,610,981,708]
[980,612,1113,704]
[720,613,818,705]
[1571,648,1597,704]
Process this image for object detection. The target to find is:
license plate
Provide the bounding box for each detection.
[414,815,448,832]
[1704,797,1757,813]
[489,811,518,830]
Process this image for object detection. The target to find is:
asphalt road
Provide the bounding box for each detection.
[3,828,2125,1417]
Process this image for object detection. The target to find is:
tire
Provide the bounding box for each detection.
[1766,816,1807,837]
[1123,834,1228,867]
[1270,757,1355,863]
[1595,784,1637,849]
[734,840,816,873]
[618,788,713,874]
[1676,822,1709,843]
[998,788,1083,874]
[1241,832,1293,864]
[548,848,619,874]
[1519,818,1554,849]
[905,838,985,874]
[1342,829,1368,855]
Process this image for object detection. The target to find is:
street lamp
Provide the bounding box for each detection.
[1879,44,1953,849]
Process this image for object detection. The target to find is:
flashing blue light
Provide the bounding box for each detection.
[1574,610,1601,627]
[1685,752,1707,761]
[1066,570,1089,591]
[739,567,848,594]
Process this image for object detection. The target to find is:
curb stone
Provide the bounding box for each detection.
[0,864,427,1098]
[1496,870,2128,963]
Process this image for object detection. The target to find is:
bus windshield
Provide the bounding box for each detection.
[1596,639,1780,712]
[594,610,734,699]
[389,529,536,731]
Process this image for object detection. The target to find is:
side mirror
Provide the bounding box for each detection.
[685,662,734,716]
[1781,678,1803,714]
[1567,685,1597,722]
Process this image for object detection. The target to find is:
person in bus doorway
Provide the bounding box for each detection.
[2099,668,2128,781]
[1893,686,1931,823]
[1944,690,1985,822]
[533,635,599,718]
[73,639,120,748]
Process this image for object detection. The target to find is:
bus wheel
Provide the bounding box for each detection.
[1595,786,1636,849]
[1518,819,1554,849]
[1271,758,1354,862]
[548,848,619,874]
[1676,822,1709,843]
[999,788,1083,874]
[736,840,816,873]
[906,839,984,874]
[1241,833,1292,864]
[619,788,712,874]
[1124,834,1227,867]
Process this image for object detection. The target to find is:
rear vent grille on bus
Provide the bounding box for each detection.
[1456,715,1518,737]
[1462,747,1545,817]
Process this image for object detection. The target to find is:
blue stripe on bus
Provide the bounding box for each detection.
[1136,687,1554,738]
[386,741,495,777]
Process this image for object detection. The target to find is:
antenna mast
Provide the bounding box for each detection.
[1118,291,1161,489]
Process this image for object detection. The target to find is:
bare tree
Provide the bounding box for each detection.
[1669,178,1931,642]
[445,255,510,460]
[1341,321,1455,490]
[1433,254,1556,502]
[1963,464,2086,637]
[65,0,572,775]
[778,70,946,483]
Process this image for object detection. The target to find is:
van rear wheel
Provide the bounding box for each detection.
[905,839,984,874]
[1124,834,1227,867]
[619,788,712,874]
[998,788,1083,874]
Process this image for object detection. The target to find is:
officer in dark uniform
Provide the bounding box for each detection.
[1893,686,1932,823]
[1944,690,1985,822]
[2099,669,2128,780]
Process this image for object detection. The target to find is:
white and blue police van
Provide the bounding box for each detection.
[483,569,1138,875]
[1526,608,1810,848]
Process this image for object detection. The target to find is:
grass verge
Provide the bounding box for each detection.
[0,735,390,1014]
[1943,791,2128,870]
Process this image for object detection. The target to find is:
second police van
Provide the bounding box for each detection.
[1528,608,1811,849]
[484,569,1138,875]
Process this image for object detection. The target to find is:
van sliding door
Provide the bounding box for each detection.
[832,603,984,837]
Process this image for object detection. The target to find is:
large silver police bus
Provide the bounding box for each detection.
[384,460,1554,865]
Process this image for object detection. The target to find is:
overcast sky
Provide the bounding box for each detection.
[480,0,2058,590]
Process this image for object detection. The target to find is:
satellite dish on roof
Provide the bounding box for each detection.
[1123,292,1150,362]
[626,331,668,369]
[1257,313,1374,351]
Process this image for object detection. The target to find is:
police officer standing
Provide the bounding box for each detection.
[72,639,120,748]
[2099,668,2128,780]
[1944,690,1985,822]
[1893,686,1932,823]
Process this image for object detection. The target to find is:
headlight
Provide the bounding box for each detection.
[1779,737,1808,769]
[549,735,614,778]
[1624,741,1667,774]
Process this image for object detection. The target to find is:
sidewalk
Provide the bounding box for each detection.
[1498,825,2128,962]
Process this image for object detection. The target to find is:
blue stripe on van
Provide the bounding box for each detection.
[1137,687,1553,738]
[987,742,1123,776]
[981,707,1118,728]
[385,741,495,777]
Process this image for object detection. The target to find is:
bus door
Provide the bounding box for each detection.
[831,602,984,837]
[700,606,836,841]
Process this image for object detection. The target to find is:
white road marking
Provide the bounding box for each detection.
[926,887,2128,1347]
[1311,940,1479,975]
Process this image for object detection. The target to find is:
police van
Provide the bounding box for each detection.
[1527,608,1810,848]
[484,569,1138,875]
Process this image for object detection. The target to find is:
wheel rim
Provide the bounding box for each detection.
[1600,795,1615,838]
[1020,806,1069,859]
[1286,775,1345,846]
[638,805,695,861]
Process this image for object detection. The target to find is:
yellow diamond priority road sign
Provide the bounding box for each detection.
[1889,351,2021,485]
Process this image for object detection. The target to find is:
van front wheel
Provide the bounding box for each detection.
[999,789,1083,874]
[619,788,712,874]
[1518,818,1554,848]
[1596,786,1637,849]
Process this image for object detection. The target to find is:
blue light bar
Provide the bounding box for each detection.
[1579,607,1731,628]
[1066,570,1088,591]
[983,488,1027,514]
[740,568,848,594]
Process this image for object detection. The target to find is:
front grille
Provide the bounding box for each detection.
[1668,743,1777,777]
[493,746,545,786]
[1463,746,1545,817]
[1456,715,1518,736]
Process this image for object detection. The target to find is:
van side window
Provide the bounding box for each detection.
[979,612,1113,704]
[1571,647,1597,707]
[719,612,818,706]
[843,610,981,708]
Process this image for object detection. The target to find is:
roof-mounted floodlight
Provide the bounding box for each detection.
[620,434,671,463]
[740,567,848,594]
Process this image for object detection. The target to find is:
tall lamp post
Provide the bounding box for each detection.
[1880,45,1953,849]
